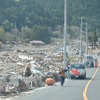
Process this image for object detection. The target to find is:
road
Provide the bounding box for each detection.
[5,66,100,100]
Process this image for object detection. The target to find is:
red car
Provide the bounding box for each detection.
[69,64,86,79]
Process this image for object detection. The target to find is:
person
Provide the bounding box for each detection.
[59,68,65,86]
[94,59,98,67]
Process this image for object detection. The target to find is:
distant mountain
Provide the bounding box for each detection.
[0,0,100,32]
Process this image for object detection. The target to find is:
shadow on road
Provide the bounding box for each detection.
[68,77,91,81]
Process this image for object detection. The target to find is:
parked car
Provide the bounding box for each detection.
[83,61,94,68]
[69,64,86,79]
[84,55,94,68]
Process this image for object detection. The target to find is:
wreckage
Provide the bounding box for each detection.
[0,43,63,97]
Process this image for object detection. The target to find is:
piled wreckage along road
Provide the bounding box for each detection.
[0,42,64,97]
[0,41,95,97]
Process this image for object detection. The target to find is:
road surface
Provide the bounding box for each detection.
[4,66,100,100]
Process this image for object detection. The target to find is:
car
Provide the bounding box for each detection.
[83,61,94,68]
[83,55,94,68]
[69,64,86,79]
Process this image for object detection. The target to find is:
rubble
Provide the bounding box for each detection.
[1,41,96,97]
[0,42,63,97]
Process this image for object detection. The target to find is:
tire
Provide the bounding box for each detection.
[70,77,74,79]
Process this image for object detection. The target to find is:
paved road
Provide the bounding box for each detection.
[87,68,100,100]
[4,67,100,100]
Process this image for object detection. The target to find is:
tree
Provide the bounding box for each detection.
[0,28,7,43]
[92,32,98,49]
[21,26,31,42]
[31,25,51,44]
[88,32,98,49]
[2,20,14,31]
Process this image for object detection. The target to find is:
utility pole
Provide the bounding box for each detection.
[21,27,24,37]
[15,22,17,41]
[63,0,67,69]
[86,22,88,55]
[15,22,17,34]
[80,17,83,63]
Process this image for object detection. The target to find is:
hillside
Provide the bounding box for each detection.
[0,0,99,43]
[0,0,99,31]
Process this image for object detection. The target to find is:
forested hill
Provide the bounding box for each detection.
[37,0,100,31]
[0,0,100,31]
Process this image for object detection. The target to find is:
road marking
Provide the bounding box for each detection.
[83,67,99,100]
[6,98,13,100]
